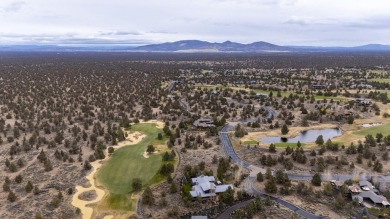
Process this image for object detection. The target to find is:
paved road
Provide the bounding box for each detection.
[165,81,176,91]
[244,176,323,219]
[216,199,256,219]
[219,125,323,218]
[219,125,250,169]
[179,98,190,113]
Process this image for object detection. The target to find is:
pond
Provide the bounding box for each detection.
[261,128,342,144]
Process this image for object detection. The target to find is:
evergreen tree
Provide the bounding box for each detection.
[147,145,155,154]
[8,190,17,202]
[281,124,289,135]
[84,160,92,170]
[315,135,324,145]
[265,176,277,194]
[256,172,264,182]
[311,173,322,186]
[142,187,154,205]
[132,178,142,192]
[25,181,33,193]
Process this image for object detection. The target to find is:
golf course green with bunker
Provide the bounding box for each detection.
[95,122,176,214]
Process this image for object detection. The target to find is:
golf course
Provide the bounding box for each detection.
[72,121,176,218]
[96,122,174,213]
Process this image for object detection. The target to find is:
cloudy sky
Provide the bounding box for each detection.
[0,0,390,46]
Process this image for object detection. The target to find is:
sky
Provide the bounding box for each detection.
[0,0,390,46]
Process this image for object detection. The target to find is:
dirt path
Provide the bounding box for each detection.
[71,130,146,219]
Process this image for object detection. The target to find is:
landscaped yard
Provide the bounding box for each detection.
[96,122,173,210]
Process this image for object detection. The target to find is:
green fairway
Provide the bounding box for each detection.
[274,142,306,147]
[96,123,173,211]
[97,123,166,194]
[353,123,390,136]
[244,140,259,145]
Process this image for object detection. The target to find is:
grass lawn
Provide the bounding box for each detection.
[274,142,306,147]
[243,140,258,145]
[313,95,348,101]
[243,139,306,147]
[368,78,390,83]
[96,123,173,211]
[353,123,390,136]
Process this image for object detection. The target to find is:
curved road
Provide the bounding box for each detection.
[244,176,323,219]
[216,198,256,219]
[219,125,323,219]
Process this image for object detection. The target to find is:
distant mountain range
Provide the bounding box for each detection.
[133,40,390,53]
[1,40,390,52]
[134,40,291,52]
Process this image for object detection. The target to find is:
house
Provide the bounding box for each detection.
[355,98,371,106]
[359,180,377,192]
[359,191,390,207]
[191,216,208,219]
[331,180,344,189]
[312,84,327,89]
[255,93,267,99]
[193,119,215,129]
[189,175,233,198]
[344,110,353,116]
[348,180,390,207]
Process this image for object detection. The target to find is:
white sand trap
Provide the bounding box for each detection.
[143,150,159,158]
[361,123,382,128]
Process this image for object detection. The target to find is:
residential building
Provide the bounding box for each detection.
[189,175,233,198]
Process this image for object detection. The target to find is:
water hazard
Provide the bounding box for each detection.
[261,128,342,144]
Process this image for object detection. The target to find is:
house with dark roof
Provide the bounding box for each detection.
[348,180,390,207]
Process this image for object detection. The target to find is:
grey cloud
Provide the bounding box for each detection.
[0,32,153,45]
[285,15,390,31]
[99,31,142,36]
[1,1,25,12]
[216,0,296,6]
[284,16,338,26]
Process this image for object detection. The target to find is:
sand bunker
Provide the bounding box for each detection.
[143,150,159,158]
[361,123,382,128]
